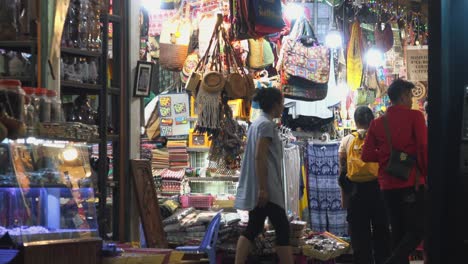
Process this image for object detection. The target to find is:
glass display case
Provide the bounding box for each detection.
[0,138,99,244]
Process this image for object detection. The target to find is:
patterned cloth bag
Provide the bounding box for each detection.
[283,38,330,84]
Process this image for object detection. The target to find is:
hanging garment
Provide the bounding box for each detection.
[299,160,309,220]
[283,144,301,217]
[307,142,347,236]
[347,21,363,91]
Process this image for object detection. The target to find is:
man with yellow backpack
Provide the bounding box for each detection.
[338,106,391,264]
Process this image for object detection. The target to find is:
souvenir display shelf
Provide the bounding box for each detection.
[0,139,101,264]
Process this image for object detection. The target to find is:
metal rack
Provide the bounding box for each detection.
[59,3,124,240]
[0,40,37,86]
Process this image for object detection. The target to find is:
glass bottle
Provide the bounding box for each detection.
[47,90,63,123]
[36,88,51,123]
[22,87,38,134]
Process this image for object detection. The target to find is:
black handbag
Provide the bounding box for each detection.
[382,115,419,182]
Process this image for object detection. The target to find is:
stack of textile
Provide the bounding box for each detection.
[163,209,218,245]
[217,213,241,243]
[159,168,186,195]
[152,148,169,169]
[167,140,189,169]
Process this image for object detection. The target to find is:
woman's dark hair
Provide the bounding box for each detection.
[354,106,374,128]
[387,79,415,103]
[252,88,283,113]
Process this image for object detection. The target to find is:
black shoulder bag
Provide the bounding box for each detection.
[382,115,420,187]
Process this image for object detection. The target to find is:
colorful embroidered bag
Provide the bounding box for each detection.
[283,38,330,84]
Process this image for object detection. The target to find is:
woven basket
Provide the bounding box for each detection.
[159,43,189,71]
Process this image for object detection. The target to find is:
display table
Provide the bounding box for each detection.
[15,237,102,264]
[102,248,184,264]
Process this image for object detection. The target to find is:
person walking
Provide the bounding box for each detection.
[338,106,391,264]
[362,79,427,264]
[234,88,294,264]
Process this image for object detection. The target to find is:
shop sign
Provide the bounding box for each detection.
[406,46,428,82]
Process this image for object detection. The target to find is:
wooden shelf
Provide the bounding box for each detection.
[61,80,102,94]
[187,176,239,182]
[0,76,34,82]
[187,147,210,152]
[0,40,36,52]
[61,47,102,57]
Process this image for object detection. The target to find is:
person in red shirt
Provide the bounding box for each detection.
[362,79,427,264]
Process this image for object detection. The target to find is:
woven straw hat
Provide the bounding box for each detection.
[201,71,225,93]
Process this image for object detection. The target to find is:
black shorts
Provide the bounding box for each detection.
[242,202,290,246]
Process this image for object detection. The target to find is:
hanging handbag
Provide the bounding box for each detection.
[382,115,418,181]
[283,39,330,84]
[374,22,394,53]
[347,21,364,91]
[281,73,328,101]
[247,38,274,69]
[159,2,192,71]
[280,17,329,101]
[222,28,254,99]
[282,17,330,84]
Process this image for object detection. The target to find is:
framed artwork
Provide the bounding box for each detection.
[188,128,210,148]
[131,159,167,248]
[134,61,154,97]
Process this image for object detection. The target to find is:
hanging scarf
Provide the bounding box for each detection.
[347,21,363,91]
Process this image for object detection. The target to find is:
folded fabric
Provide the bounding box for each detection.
[185,225,206,232]
[222,213,241,226]
[196,212,216,223]
[162,207,195,225]
[164,223,182,233]
[161,169,186,180]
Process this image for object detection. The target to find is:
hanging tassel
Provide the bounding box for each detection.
[195,87,221,130]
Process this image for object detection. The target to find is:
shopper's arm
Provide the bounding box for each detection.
[255,137,271,207]
[414,111,428,176]
[362,121,379,162]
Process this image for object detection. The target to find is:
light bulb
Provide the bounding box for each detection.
[366,48,385,67]
[325,31,342,49]
[63,147,79,162]
[284,3,305,21]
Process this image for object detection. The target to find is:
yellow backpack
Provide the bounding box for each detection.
[347,132,379,182]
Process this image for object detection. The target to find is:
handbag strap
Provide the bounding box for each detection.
[382,114,393,151]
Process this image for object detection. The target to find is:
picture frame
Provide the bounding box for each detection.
[188,128,210,148]
[134,61,154,97]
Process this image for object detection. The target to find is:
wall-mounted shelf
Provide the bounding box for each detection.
[0,76,34,82]
[0,40,36,52]
[187,176,239,182]
[187,147,210,152]
[61,47,102,58]
[61,80,101,94]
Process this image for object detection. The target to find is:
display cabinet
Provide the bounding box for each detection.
[0,139,101,264]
